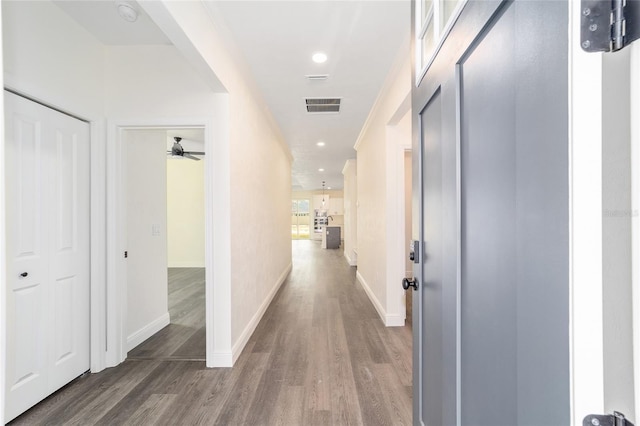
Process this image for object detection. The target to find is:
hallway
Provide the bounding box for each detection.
[10,241,412,425]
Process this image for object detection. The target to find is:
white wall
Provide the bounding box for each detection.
[2,1,104,119]
[354,46,411,326]
[2,0,110,374]
[343,160,358,266]
[148,1,293,363]
[167,158,205,268]
[104,46,218,354]
[104,45,217,119]
[2,0,253,370]
[125,130,169,349]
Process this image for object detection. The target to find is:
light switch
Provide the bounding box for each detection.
[152,224,161,236]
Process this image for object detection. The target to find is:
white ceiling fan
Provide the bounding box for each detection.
[167,137,204,161]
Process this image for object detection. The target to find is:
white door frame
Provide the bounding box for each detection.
[1,8,7,421]
[569,0,606,422]
[630,41,640,419]
[105,118,214,367]
[385,92,412,327]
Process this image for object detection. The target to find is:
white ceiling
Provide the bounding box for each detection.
[54,0,410,191]
[208,1,410,190]
[53,0,171,45]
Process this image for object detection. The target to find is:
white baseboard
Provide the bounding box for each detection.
[344,250,357,266]
[356,271,405,327]
[231,262,293,364]
[167,261,205,268]
[385,314,406,327]
[126,312,170,352]
[209,351,233,368]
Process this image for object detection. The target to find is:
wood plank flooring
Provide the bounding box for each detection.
[9,241,412,425]
[128,268,206,360]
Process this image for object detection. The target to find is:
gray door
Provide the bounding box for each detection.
[411,1,570,424]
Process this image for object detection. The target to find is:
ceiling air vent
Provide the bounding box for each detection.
[306,98,341,113]
[305,74,329,81]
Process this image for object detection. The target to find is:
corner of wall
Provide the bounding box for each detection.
[344,250,357,266]
[356,270,404,327]
[126,312,170,352]
[230,262,292,364]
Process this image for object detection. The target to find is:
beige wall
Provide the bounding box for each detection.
[404,151,412,276]
[159,1,293,362]
[167,157,205,268]
[354,46,411,326]
[343,160,358,265]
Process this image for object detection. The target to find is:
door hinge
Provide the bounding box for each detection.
[583,411,634,426]
[581,0,640,52]
[124,251,128,259]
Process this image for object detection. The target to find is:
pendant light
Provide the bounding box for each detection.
[322,181,326,208]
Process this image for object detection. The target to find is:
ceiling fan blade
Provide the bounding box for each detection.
[184,151,205,156]
[183,154,201,161]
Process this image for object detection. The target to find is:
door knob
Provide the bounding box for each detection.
[402,277,418,291]
[20,272,28,278]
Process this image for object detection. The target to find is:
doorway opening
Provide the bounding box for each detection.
[124,127,206,361]
[110,122,212,365]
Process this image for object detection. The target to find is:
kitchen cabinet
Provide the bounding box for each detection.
[328,197,344,215]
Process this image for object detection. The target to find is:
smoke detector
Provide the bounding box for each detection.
[117,1,138,22]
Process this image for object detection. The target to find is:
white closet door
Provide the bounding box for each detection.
[4,91,90,422]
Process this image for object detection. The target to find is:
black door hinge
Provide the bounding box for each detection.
[584,411,634,426]
[581,0,640,52]
[124,251,128,259]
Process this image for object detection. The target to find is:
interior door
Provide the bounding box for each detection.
[4,91,90,422]
[411,1,570,424]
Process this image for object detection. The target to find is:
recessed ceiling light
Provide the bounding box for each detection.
[312,52,328,64]
[317,141,325,147]
[318,168,325,172]
[327,187,332,190]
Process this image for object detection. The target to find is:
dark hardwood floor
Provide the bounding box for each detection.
[10,241,412,425]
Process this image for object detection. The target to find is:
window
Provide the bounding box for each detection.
[291,199,311,240]
[416,0,466,83]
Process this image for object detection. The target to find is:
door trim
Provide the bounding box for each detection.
[413,86,442,424]
[568,0,607,422]
[631,41,640,419]
[455,63,462,426]
[106,118,215,367]
[386,92,412,327]
[1,12,7,420]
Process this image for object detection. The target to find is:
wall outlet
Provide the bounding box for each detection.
[151,224,161,237]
